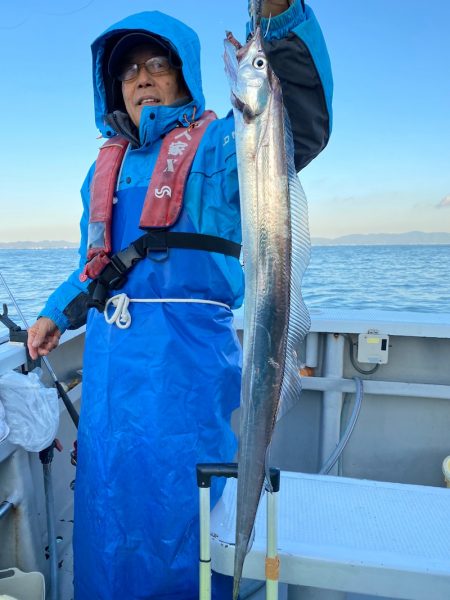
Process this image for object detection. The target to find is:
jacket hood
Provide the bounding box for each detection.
[91,11,206,139]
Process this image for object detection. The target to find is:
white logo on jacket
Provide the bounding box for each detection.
[168,141,188,156]
[155,186,172,198]
[164,159,177,173]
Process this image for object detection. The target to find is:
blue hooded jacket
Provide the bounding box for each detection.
[39,0,332,331]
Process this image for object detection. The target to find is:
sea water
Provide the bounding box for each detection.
[0,245,449,331]
[304,244,450,314]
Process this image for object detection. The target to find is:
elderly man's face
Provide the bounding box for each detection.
[120,44,186,127]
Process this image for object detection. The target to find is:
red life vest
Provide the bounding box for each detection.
[80,110,217,282]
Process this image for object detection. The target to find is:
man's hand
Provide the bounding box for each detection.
[27,317,61,360]
[261,0,291,18]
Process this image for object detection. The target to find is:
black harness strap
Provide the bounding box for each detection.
[87,230,241,311]
[140,230,241,258]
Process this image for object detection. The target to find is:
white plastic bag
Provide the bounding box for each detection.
[0,369,59,452]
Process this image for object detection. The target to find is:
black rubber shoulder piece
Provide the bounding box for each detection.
[263,33,330,171]
[63,292,91,330]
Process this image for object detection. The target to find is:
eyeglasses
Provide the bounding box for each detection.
[116,56,172,82]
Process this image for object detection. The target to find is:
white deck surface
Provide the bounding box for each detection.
[211,472,450,599]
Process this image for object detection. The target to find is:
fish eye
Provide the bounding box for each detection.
[252,56,267,70]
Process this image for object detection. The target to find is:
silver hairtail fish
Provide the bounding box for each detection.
[224,26,311,600]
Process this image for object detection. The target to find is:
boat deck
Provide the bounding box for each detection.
[1,311,450,599]
[211,472,450,600]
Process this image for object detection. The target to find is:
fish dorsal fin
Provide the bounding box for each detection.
[277,106,311,421]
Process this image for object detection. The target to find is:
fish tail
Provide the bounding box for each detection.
[233,579,240,600]
[233,536,247,599]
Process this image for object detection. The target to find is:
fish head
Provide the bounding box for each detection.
[224,28,274,123]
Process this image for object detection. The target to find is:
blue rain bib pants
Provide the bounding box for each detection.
[73,184,241,599]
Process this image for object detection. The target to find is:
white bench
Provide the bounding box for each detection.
[210,472,450,600]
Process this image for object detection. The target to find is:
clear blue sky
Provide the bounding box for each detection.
[0,0,449,241]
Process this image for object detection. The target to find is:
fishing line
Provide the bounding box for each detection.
[0,18,28,30]
[263,14,272,38]
[0,0,94,29]
[38,0,95,17]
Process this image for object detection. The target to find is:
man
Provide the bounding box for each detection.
[28,2,332,598]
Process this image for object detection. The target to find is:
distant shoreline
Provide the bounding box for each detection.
[0,246,78,250]
[0,243,78,250]
[1,231,450,249]
[312,232,450,246]
[2,243,450,250]
[312,242,450,247]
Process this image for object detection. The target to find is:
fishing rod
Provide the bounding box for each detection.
[0,272,79,429]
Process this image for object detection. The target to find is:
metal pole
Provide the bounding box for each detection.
[43,461,58,600]
[320,333,345,473]
[265,489,279,600]
[301,375,450,401]
[199,486,211,600]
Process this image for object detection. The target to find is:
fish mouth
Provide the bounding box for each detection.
[225,30,242,51]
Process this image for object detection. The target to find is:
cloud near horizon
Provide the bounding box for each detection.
[436,195,450,209]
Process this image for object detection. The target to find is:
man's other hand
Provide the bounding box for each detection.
[27,317,61,360]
